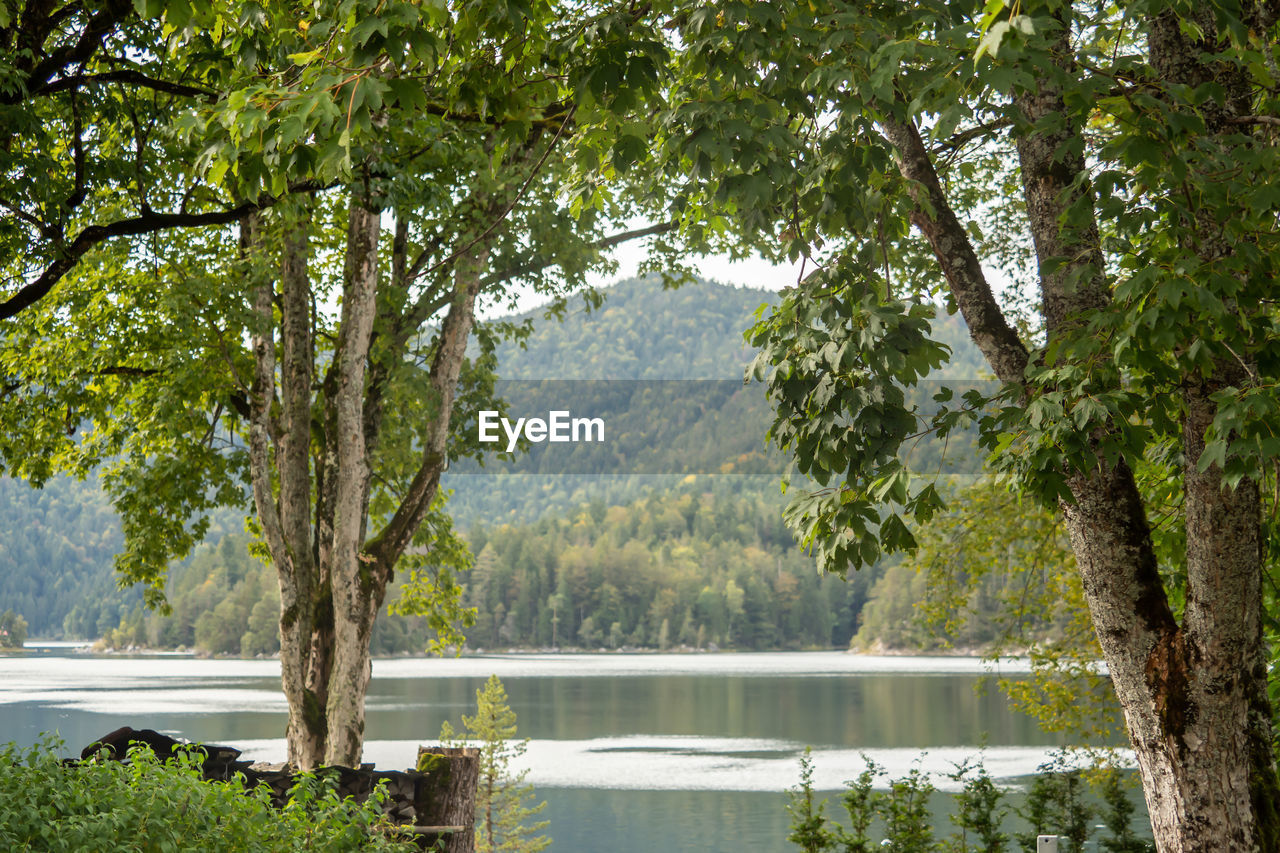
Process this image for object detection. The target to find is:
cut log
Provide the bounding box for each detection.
[416,747,480,853]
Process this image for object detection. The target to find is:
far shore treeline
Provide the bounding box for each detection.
[0,277,1003,656]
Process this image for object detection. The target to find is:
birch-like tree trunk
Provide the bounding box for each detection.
[246,203,334,770]
[243,184,490,768]
[323,193,381,766]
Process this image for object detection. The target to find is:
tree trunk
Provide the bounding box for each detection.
[243,170,503,769]
[1008,5,1280,847]
[1058,457,1278,852]
[881,4,1280,842]
[324,192,381,767]
[244,205,333,771]
[279,206,328,770]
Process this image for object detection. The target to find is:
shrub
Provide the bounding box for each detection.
[0,738,418,852]
[785,748,835,853]
[788,753,1154,853]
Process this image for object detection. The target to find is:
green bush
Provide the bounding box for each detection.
[787,753,1155,853]
[0,738,418,852]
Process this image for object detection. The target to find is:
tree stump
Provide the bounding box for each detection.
[415,746,479,853]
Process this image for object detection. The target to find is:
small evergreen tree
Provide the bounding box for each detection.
[0,609,27,648]
[441,675,550,853]
[786,748,836,853]
[882,765,939,853]
[833,758,879,853]
[787,756,1153,853]
[1099,767,1155,853]
[1016,765,1093,853]
[947,760,1007,853]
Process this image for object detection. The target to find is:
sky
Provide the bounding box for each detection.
[476,226,807,320]
[600,229,805,292]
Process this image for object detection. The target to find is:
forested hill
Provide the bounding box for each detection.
[487,275,986,380]
[489,275,775,379]
[0,476,127,637]
[447,276,787,528]
[3,275,988,644]
[445,276,988,528]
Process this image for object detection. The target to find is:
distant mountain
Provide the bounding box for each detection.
[3,274,991,643]
[487,274,988,380]
[445,276,988,528]
[489,276,776,380]
[0,475,132,637]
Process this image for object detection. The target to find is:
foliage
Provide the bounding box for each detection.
[440,675,549,853]
[834,760,877,853]
[92,527,473,655]
[945,760,1007,853]
[487,275,780,381]
[786,748,835,853]
[1016,764,1092,853]
[0,0,301,323]
[1,0,679,766]
[656,0,1280,837]
[880,765,939,853]
[0,274,776,640]
[748,294,954,573]
[4,276,983,656]
[1097,767,1155,853]
[97,528,276,654]
[0,738,415,852]
[87,477,874,654]
[0,475,129,637]
[785,754,939,852]
[787,755,1152,852]
[463,480,864,651]
[0,609,26,648]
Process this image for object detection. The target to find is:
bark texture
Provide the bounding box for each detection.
[881,3,1280,847]
[417,746,480,853]
[324,196,381,767]
[278,208,329,768]
[880,116,1029,385]
[244,205,332,770]
[243,184,491,769]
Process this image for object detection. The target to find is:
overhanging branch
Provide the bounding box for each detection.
[479,221,675,287]
[880,114,1029,384]
[34,69,218,100]
[0,180,334,322]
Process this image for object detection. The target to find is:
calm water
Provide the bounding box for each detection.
[0,649,1133,851]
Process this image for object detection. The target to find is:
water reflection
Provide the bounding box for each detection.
[0,651,1128,853]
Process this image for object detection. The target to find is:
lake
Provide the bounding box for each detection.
[0,649,1135,851]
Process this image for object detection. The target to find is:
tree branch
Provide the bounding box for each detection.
[244,213,290,572]
[931,118,1013,155]
[479,221,675,287]
[365,247,487,571]
[9,0,129,103]
[1224,114,1280,127]
[0,180,334,322]
[880,115,1029,383]
[411,106,576,284]
[64,85,87,213]
[33,69,218,100]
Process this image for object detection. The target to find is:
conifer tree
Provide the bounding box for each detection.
[441,675,550,853]
[0,610,26,649]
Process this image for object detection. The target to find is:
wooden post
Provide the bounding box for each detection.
[416,746,479,853]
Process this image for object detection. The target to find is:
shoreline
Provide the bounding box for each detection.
[12,639,1007,662]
